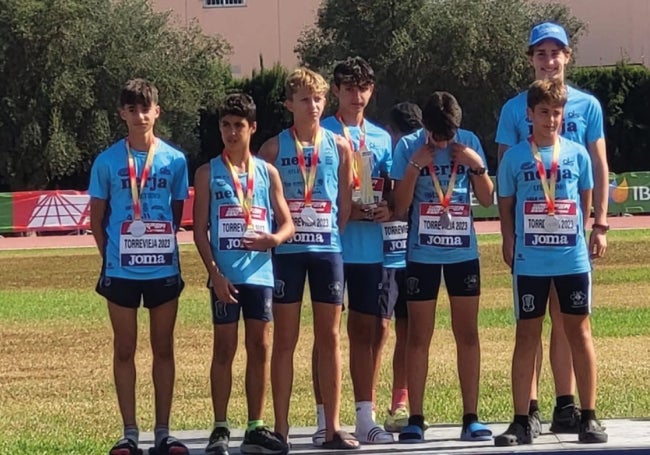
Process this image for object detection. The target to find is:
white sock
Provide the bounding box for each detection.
[316,404,326,429]
[355,401,376,428]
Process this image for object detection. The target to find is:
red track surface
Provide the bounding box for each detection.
[1,216,647,251]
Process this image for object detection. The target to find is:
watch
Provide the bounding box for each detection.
[469,166,487,176]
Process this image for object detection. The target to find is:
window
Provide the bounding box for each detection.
[204,0,246,7]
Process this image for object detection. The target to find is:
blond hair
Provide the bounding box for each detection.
[285,68,329,100]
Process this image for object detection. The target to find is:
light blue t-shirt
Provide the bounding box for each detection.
[391,128,487,265]
[321,116,394,264]
[208,156,274,287]
[496,85,604,148]
[497,136,593,276]
[273,127,342,254]
[88,138,189,279]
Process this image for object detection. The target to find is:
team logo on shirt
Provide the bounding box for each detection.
[521,294,535,313]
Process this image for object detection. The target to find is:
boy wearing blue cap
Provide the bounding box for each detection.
[495,78,607,447]
[496,21,609,436]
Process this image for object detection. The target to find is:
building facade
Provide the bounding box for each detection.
[152,0,650,76]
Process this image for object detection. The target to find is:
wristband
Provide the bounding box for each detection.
[408,160,423,171]
[592,223,610,233]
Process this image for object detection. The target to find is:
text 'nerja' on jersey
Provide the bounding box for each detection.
[497,136,594,276]
[496,85,605,149]
[208,155,274,287]
[273,127,341,254]
[390,128,487,265]
[321,116,394,265]
[88,138,189,280]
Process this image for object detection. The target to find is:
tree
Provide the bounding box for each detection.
[296,0,584,166]
[0,0,231,191]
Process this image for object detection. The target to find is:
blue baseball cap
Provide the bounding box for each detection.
[529,22,569,47]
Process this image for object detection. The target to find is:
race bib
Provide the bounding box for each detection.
[217,205,269,251]
[382,221,408,254]
[119,221,175,267]
[417,203,471,248]
[523,200,578,247]
[286,199,332,246]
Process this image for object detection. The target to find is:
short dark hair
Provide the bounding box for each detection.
[422,91,462,140]
[332,56,375,87]
[387,102,422,135]
[219,93,257,123]
[527,79,567,110]
[120,78,158,107]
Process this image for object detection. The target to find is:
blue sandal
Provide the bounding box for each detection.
[460,421,493,441]
[399,424,424,443]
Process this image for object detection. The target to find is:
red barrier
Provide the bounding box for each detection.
[6,189,195,233]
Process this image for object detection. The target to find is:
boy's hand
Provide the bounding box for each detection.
[372,200,392,223]
[589,230,607,259]
[210,272,239,304]
[450,143,484,170]
[410,143,436,169]
[243,231,278,251]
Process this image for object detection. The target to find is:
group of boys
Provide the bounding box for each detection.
[89,21,609,455]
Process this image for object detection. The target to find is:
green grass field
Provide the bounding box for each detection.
[1,229,649,454]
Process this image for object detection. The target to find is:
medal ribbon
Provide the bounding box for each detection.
[336,114,366,190]
[291,127,322,207]
[126,138,156,221]
[529,136,560,216]
[427,161,458,209]
[222,152,255,228]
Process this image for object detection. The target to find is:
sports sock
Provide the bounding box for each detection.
[556,395,575,409]
[124,425,139,445]
[154,425,169,448]
[528,399,539,415]
[247,419,264,431]
[316,404,326,429]
[462,413,478,431]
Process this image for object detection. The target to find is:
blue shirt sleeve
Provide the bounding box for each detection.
[495,98,519,147]
[390,138,409,180]
[88,153,109,199]
[585,97,605,145]
[578,147,594,191]
[172,154,189,201]
[497,152,516,198]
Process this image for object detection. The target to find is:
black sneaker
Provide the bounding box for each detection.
[206,426,230,455]
[494,422,533,447]
[579,419,608,443]
[240,426,289,455]
[550,404,581,433]
[529,410,542,438]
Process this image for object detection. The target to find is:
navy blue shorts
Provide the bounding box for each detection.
[514,272,592,320]
[273,252,344,304]
[210,283,273,324]
[96,274,184,309]
[344,262,384,317]
[405,259,481,301]
[379,267,408,319]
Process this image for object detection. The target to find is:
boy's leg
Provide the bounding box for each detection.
[99,276,142,450]
[270,253,307,440]
[495,274,549,447]
[206,294,240,455]
[346,262,393,443]
[107,302,139,431]
[244,318,271,422]
[399,262,441,442]
[145,275,187,452]
[554,273,607,443]
[548,284,580,433]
